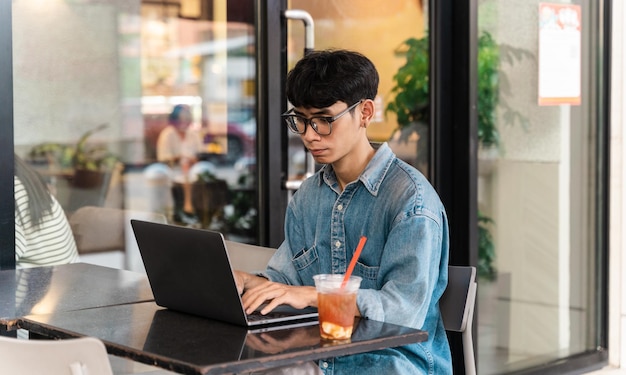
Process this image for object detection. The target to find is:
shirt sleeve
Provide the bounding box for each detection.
[356,214,446,329]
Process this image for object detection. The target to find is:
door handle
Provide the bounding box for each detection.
[283,9,314,55]
[283,9,316,191]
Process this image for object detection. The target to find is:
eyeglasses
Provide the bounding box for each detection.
[281,100,362,135]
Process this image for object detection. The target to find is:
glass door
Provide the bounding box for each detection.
[285,0,431,187]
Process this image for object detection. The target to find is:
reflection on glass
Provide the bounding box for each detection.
[138,1,257,241]
[476,1,600,373]
[13,0,259,276]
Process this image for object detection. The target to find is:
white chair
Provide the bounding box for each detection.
[440,265,477,375]
[0,335,113,375]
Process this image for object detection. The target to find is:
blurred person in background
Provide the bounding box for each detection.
[156,104,204,225]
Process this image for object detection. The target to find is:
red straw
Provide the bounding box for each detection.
[342,236,367,288]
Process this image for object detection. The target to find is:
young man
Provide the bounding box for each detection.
[235,50,451,374]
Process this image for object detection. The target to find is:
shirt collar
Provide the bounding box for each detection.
[320,142,395,196]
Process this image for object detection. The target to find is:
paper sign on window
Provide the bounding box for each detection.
[538,3,582,106]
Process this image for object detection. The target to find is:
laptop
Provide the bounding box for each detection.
[130,219,318,330]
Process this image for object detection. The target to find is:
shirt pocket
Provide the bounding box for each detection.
[291,245,320,283]
[354,262,379,289]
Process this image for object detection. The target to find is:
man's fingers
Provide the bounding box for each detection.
[241,282,316,314]
[259,295,286,315]
[242,283,289,314]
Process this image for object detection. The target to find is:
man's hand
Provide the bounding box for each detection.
[233,270,276,297]
[234,271,317,315]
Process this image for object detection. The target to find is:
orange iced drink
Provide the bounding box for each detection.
[313,274,362,341]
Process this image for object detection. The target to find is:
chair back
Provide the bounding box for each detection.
[440,265,477,375]
[69,206,126,254]
[225,240,277,273]
[0,336,113,375]
[69,206,167,272]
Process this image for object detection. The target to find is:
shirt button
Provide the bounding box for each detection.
[337,204,343,211]
[321,362,329,369]
[335,241,341,248]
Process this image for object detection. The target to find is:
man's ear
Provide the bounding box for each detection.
[360,99,375,125]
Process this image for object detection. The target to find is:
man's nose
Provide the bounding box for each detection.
[301,122,320,141]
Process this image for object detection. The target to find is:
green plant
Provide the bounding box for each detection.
[224,174,257,236]
[194,170,257,236]
[386,36,430,136]
[477,32,533,149]
[385,36,430,170]
[477,32,500,148]
[386,31,531,150]
[478,211,497,280]
[29,123,118,172]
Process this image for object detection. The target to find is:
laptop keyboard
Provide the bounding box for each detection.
[246,310,291,322]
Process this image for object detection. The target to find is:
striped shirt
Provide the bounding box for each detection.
[14,176,79,268]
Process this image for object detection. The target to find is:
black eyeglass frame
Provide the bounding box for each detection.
[281,100,363,135]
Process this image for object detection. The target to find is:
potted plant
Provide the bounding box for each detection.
[29,123,120,188]
[385,36,430,174]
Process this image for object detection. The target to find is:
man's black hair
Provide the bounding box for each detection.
[285,49,379,109]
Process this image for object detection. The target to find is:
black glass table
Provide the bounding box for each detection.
[19,301,428,375]
[0,263,153,330]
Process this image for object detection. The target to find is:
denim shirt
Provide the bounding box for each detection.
[265,142,452,375]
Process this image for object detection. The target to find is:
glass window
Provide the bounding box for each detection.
[12,0,258,271]
[476,0,605,373]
